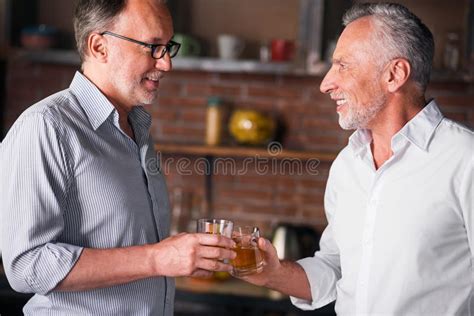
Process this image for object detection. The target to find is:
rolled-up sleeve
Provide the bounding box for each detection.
[290,165,341,310]
[0,111,83,294]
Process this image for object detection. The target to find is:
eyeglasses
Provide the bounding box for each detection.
[100,31,181,59]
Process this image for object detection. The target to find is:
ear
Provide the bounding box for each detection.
[385,58,411,93]
[86,33,108,63]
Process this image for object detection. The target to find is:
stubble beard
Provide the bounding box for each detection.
[114,74,159,107]
[138,85,159,105]
[338,89,387,130]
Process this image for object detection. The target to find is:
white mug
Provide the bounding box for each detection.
[217,34,245,60]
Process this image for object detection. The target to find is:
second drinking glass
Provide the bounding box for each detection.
[231,226,264,277]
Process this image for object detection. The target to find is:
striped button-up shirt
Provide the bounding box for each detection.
[0,71,174,315]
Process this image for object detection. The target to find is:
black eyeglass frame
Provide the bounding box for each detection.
[100,31,181,59]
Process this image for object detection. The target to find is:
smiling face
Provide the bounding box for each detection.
[104,0,174,110]
[320,17,388,130]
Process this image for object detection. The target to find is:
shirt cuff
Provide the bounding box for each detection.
[25,242,83,295]
[289,257,337,310]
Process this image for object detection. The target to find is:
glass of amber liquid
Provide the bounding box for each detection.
[196,219,234,280]
[231,226,264,277]
[196,218,233,237]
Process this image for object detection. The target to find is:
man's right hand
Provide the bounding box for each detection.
[151,233,236,278]
[236,237,281,287]
[236,237,313,301]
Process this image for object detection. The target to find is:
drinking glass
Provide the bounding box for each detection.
[196,218,233,237]
[231,226,264,277]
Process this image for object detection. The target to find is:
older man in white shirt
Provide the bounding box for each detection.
[239,3,473,315]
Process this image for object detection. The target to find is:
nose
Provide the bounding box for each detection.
[155,53,172,72]
[320,66,336,94]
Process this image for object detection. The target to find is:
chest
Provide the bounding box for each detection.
[332,155,466,257]
[61,123,171,245]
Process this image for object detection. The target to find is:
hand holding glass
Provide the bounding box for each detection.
[231,226,264,277]
[196,218,234,279]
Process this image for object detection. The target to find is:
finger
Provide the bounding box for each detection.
[197,245,236,260]
[196,233,236,248]
[258,237,272,251]
[191,269,214,278]
[258,238,277,258]
[197,258,234,272]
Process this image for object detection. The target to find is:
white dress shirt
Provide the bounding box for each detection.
[291,100,473,315]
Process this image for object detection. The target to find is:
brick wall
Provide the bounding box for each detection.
[3,59,474,237]
[155,71,352,152]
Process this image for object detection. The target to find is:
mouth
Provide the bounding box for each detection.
[143,74,162,90]
[331,96,347,113]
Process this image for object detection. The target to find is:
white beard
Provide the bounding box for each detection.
[338,89,387,130]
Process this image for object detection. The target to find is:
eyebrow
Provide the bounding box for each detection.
[147,36,172,44]
[332,57,353,65]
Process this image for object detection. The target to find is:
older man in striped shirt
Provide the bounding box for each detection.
[0,0,236,315]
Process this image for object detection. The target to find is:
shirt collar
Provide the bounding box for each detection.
[69,71,115,130]
[394,100,444,152]
[348,99,444,155]
[348,128,372,156]
[129,107,152,136]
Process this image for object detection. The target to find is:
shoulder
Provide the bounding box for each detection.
[429,118,473,188]
[438,117,473,136]
[434,118,473,154]
[21,89,77,124]
[2,89,81,150]
[10,88,80,133]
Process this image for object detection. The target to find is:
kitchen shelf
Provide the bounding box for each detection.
[12,49,473,82]
[155,143,336,214]
[12,49,328,76]
[171,57,329,76]
[155,143,337,162]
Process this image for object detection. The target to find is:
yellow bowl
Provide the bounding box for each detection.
[228,110,275,146]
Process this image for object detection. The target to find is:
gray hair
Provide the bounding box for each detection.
[74,0,128,62]
[343,3,434,91]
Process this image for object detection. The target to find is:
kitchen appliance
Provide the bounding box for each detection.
[271,223,320,261]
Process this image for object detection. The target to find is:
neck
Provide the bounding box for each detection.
[368,93,425,169]
[82,64,135,140]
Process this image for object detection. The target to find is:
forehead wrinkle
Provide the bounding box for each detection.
[113,1,172,43]
[334,18,381,67]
